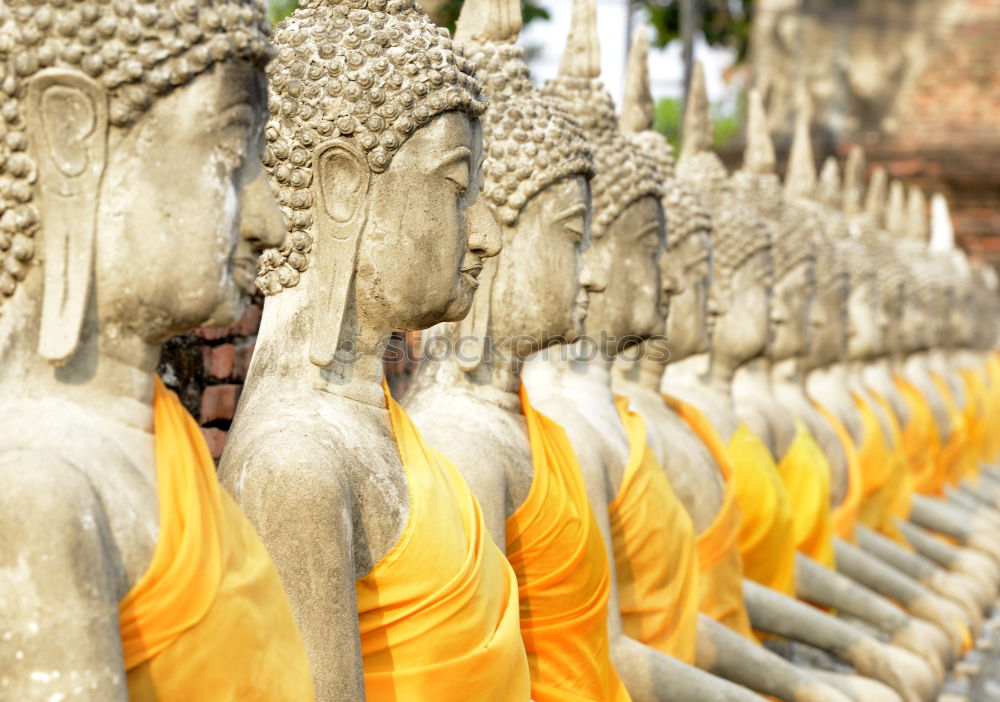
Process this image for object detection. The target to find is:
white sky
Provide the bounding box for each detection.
[518,0,739,109]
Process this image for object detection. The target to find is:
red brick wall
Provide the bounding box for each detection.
[158,296,421,459]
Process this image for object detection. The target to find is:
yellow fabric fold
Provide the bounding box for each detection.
[610,396,699,664]
[814,404,863,543]
[894,374,941,497]
[122,376,314,701]
[663,395,755,641]
[356,384,530,701]
[931,373,970,491]
[867,390,914,545]
[776,420,836,568]
[507,386,631,701]
[852,393,899,539]
[726,422,797,597]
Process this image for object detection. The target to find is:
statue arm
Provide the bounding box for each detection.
[568,444,758,701]
[907,495,972,541]
[833,539,968,657]
[796,554,909,633]
[227,449,366,702]
[796,554,948,677]
[696,615,852,702]
[855,524,939,580]
[0,451,129,702]
[742,579,935,702]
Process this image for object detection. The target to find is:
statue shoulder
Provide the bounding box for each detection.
[0,446,123,584]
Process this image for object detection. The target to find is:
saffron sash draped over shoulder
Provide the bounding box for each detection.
[726,422,797,597]
[662,395,755,641]
[355,384,530,701]
[120,376,315,702]
[894,374,941,497]
[815,404,863,542]
[776,420,836,569]
[610,396,699,664]
[507,386,631,702]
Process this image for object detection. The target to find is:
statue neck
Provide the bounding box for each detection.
[411,322,522,413]
[706,348,742,395]
[737,357,773,394]
[772,357,807,388]
[613,343,666,392]
[249,278,391,409]
[0,275,156,432]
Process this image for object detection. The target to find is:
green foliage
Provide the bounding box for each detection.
[267,0,549,30]
[645,0,754,63]
[654,93,743,150]
[430,0,549,33]
[268,0,297,24]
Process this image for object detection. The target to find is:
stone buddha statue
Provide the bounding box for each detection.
[609,32,857,702]
[794,158,977,664]
[401,1,631,699]
[218,2,532,699]
[0,0,318,699]
[660,69,937,702]
[516,2,769,699]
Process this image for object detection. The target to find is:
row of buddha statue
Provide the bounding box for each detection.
[3,0,1000,698]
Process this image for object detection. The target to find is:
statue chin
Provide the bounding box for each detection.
[201,286,246,329]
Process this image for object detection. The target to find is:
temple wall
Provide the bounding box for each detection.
[751,0,1000,266]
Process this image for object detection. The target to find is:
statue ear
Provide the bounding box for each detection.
[24,69,109,365]
[309,138,371,367]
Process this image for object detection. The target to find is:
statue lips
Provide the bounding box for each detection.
[233,256,258,293]
[461,263,483,290]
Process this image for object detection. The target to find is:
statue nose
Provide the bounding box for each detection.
[468,196,501,259]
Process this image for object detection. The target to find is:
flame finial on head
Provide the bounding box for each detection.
[865,166,888,225]
[679,62,712,163]
[621,27,654,134]
[559,0,601,79]
[784,97,815,201]
[929,194,955,253]
[455,0,522,46]
[885,180,907,238]
[743,89,776,175]
[843,146,866,217]
[815,157,841,210]
[907,186,929,244]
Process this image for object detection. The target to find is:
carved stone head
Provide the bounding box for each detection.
[448,0,594,366]
[678,63,772,369]
[738,89,816,364]
[619,28,710,363]
[255,0,499,366]
[542,0,664,349]
[0,0,274,365]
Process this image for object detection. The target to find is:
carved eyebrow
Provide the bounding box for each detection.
[637,221,661,238]
[209,103,256,129]
[435,146,473,171]
[554,203,587,222]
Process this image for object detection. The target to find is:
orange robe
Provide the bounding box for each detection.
[958,367,988,482]
[726,422,797,597]
[610,396,699,664]
[355,385,530,700]
[852,393,898,538]
[867,391,914,545]
[894,374,942,497]
[775,420,836,568]
[814,404,864,542]
[508,387,631,701]
[986,354,1000,463]
[121,377,315,701]
[931,373,971,490]
[663,395,755,641]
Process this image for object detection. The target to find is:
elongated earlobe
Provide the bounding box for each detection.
[309,138,371,367]
[24,70,109,365]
